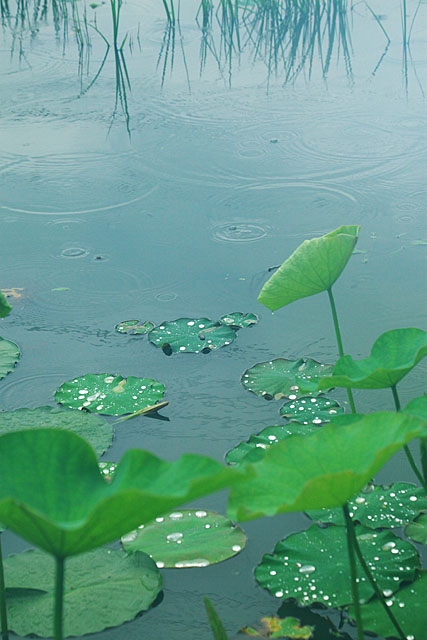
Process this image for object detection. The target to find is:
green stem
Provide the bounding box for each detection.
[0,535,9,640]
[327,287,357,413]
[342,504,363,640]
[420,438,427,487]
[54,556,65,640]
[391,385,427,491]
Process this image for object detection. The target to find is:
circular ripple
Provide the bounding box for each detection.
[0,373,66,410]
[60,247,90,259]
[211,222,269,243]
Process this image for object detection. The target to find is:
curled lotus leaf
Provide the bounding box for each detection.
[258,225,360,310]
[240,616,313,638]
[55,373,165,416]
[280,396,343,424]
[4,548,162,636]
[318,328,427,390]
[148,318,237,354]
[405,513,427,545]
[307,482,427,529]
[122,509,246,568]
[115,320,155,334]
[225,424,318,466]
[0,292,12,318]
[0,406,113,457]
[219,312,258,328]
[0,428,248,557]
[404,394,427,421]
[0,336,20,380]
[241,358,334,401]
[255,524,419,608]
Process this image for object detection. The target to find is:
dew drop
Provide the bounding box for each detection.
[166,532,183,542]
[169,512,184,520]
[299,565,316,574]
[195,510,208,518]
[232,545,242,552]
[175,559,209,568]
[275,591,284,598]
[156,561,165,568]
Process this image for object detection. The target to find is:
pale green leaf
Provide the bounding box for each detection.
[0,336,20,380]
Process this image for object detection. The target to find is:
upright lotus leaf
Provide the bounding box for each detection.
[280,396,342,424]
[255,525,419,608]
[404,395,427,421]
[0,406,113,457]
[241,358,333,401]
[318,328,427,390]
[55,373,165,416]
[351,570,427,640]
[219,312,258,328]
[307,482,427,529]
[0,429,249,557]
[405,513,427,544]
[122,509,246,568]
[0,293,11,318]
[225,424,318,466]
[240,616,313,638]
[0,336,20,380]
[258,226,360,310]
[4,548,162,636]
[227,412,427,522]
[115,320,155,334]
[148,318,237,354]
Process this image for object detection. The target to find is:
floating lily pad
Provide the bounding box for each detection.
[307,483,427,529]
[255,524,419,608]
[352,570,427,640]
[122,509,246,568]
[149,318,237,354]
[318,328,427,390]
[0,292,12,318]
[55,373,165,416]
[240,616,313,638]
[258,225,360,311]
[405,513,427,544]
[225,424,318,466]
[0,336,20,380]
[280,396,343,424]
[98,461,117,480]
[219,312,258,328]
[4,548,162,636]
[115,320,155,334]
[0,406,113,457]
[241,358,333,401]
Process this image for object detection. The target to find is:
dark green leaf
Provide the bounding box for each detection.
[280,396,343,424]
[149,318,237,354]
[405,513,427,544]
[0,336,20,380]
[0,293,12,318]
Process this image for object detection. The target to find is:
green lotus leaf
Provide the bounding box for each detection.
[241,358,333,401]
[404,394,427,421]
[0,292,12,318]
[0,406,113,457]
[55,373,165,416]
[225,424,318,466]
[4,548,162,636]
[351,570,427,640]
[0,336,20,380]
[318,328,427,390]
[98,461,117,479]
[240,616,313,638]
[280,396,343,424]
[258,225,360,310]
[115,320,155,334]
[219,312,258,328]
[227,412,427,522]
[122,509,246,568]
[307,482,427,528]
[255,525,419,608]
[148,318,237,354]
[405,513,427,544]
[0,428,249,557]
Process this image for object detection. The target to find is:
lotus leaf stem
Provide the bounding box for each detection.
[342,504,363,640]
[54,556,65,640]
[0,535,8,640]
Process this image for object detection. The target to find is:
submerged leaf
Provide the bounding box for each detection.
[241,616,313,638]
[0,336,20,380]
[0,406,113,457]
[280,396,342,424]
[0,292,12,318]
[115,319,155,334]
[256,525,419,608]
[122,509,246,568]
[219,312,258,328]
[227,412,427,521]
[318,328,427,390]
[241,358,333,401]
[405,513,427,545]
[203,596,229,640]
[55,373,165,416]
[4,548,162,636]
[258,225,360,310]
[149,318,237,354]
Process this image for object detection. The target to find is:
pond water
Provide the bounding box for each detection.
[0,0,426,638]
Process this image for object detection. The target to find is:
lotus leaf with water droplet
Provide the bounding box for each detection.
[122,509,246,568]
[0,428,249,557]
[0,293,11,319]
[240,616,313,638]
[227,412,427,521]
[55,373,165,416]
[405,513,427,545]
[219,312,258,329]
[307,482,427,529]
[115,319,155,334]
[255,524,419,608]
[4,548,162,636]
[0,336,20,380]
[148,317,237,354]
[318,328,427,390]
[280,395,343,424]
[241,358,333,401]
[258,225,360,310]
[225,424,318,466]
